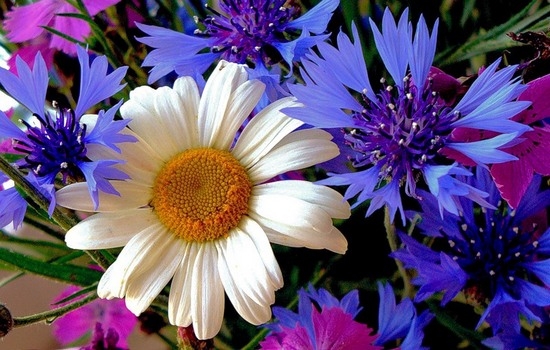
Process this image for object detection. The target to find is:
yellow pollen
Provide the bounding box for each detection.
[151,148,252,242]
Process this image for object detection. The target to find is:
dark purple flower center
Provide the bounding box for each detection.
[196,0,300,65]
[347,78,459,187]
[444,206,539,304]
[13,104,88,183]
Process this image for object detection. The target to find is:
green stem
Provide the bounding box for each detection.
[12,291,97,328]
[427,300,485,349]
[384,205,412,298]
[0,156,111,270]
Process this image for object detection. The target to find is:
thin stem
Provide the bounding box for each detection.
[0,156,111,270]
[13,290,97,328]
[384,205,412,298]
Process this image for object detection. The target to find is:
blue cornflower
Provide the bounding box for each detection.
[0,45,134,213]
[283,7,531,223]
[260,283,431,350]
[392,167,550,335]
[0,173,27,229]
[136,0,338,84]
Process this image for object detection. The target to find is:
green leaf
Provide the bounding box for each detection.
[435,0,550,66]
[41,25,87,46]
[0,247,102,286]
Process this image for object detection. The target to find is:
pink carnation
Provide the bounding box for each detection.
[4,0,120,55]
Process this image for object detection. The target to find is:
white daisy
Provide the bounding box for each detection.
[56,60,350,339]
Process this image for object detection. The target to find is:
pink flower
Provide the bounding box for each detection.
[489,74,550,208]
[4,0,120,55]
[52,285,137,348]
[444,73,550,208]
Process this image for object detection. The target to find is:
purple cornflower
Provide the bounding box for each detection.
[136,0,338,84]
[0,45,133,212]
[392,167,550,336]
[283,7,531,224]
[260,283,431,350]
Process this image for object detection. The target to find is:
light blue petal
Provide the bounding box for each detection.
[281,105,352,128]
[0,109,29,141]
[314,23,374,99]
[375,282,414,345]
[272,31,329,77]
[290,59,364,112]
[282,0,339,34]
[369,8,411,87]
[453,60,522,114]
[451,80,531,133]
[74,46,128,118]
[446,133,519,164]
[84,100,136,152]
[0,53,48,118]
[408,15,438,87]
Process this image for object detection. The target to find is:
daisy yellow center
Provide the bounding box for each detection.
[151,148,252,242]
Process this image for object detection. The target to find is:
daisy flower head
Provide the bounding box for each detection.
[0,45,132,212]
[392,167,550,334]
[284,7,532,223]
[56,60,350,339]
[136,0,339,84]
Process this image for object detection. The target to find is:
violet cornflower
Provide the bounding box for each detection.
[136,0,339,84]
[392,167,550,336]
[283,7,531,223]
[0,45,133,212]
[260,283,431,350]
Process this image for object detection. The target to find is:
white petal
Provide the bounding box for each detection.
[239,216,283,288]
[248,194,348,254]
[252,181,350,219]
[121,86,187,158]
[97,224,171,300]
[125,233,185,314]
[248,133,339,184]
[216,239,273,325]
[173,76,200,147]
[154,85,199,152]
[198,61,248,148]
[56,181,151,212]
[191,243,225,340]
[264,225,348,254]
[211,80,265,150]
[232,97,303,168]
[217,227,277,306]
[86,128,162,185]
[65,209,157,249]
[168,243,197,327]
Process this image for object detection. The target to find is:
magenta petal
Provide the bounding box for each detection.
[7,36,55,74]
[526,128,550,175]
[491,159,533,209]
[49,3,90,54]
[53,305,96,344]
[4,0,57,42]
[312,308,380,350]
[82,0,121,16]
[516,73,550,124]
